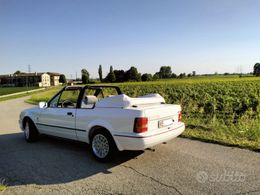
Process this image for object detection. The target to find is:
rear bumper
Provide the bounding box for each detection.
[113,123,185,151]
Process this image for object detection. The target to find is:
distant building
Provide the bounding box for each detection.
[48,72,61,86]
[67,80,74,86]
[0,72,62,87]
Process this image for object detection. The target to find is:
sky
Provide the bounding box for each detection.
[0,0,260,79]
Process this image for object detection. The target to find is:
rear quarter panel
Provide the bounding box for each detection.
[75,107,143,143]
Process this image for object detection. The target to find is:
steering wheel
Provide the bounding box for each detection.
[61,100,74,108]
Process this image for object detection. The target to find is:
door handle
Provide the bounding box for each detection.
[67,112,74,117]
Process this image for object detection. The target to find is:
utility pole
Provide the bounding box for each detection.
[27,64,31,89]
[28,64,31,73]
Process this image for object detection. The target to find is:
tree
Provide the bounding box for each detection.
[192,71,196,76]
[158,66,172,78]
[59,74,67,84]
[137,73,142,81]
[98,64,103,82]
[81,69,89,75]
[82,74,89,84]
[14,70,21,75]
[153,72,160,80]
[178,73,186,78]
[125,66,141,81]
[114,70,125,82]
[141,73,153,81]
[171,73,177,78]
[104,66,116,83]
[253,63,260,76]
[81,69,90,84]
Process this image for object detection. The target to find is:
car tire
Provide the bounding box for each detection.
[24,119,39,142]
[90,129,117,162]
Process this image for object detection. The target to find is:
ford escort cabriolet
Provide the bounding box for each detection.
[19,85,185,161]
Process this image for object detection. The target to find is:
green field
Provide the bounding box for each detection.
[28,76,260,150]
[25,86,62,104]
[0,87,39,96]
[0,184,6,192]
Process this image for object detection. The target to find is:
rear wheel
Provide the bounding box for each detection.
[24,119,39,142]
[90,130,117,162]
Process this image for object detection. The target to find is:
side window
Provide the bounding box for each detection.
[58,89,80,108]
[80,87,120,109]
[49,94,61,108]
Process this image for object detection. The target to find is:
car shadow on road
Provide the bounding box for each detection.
[0,132,143,186]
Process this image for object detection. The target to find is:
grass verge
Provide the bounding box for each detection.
[0,87,39,96]
[0,91,40,102]
[0,184,6,192]
[182,127,260,152]
[25,86,63,105]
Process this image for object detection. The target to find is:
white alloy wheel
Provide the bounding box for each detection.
[92,134,110,159]
[23,119,39,142]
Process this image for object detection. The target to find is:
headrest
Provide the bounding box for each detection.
[85,95,98,104]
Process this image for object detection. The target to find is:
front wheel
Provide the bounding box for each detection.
[91,130,117,162]
[24,119,39,142]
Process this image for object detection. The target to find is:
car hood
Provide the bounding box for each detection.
[22,106,39,113]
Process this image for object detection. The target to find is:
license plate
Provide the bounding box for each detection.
[158,118,173,128]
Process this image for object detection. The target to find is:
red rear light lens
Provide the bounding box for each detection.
[134,117,148,133]
[178,112,182,122]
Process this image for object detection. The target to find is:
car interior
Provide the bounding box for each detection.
[53,86,120,109]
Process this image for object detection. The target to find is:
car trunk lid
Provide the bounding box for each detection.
[141,104,182,132]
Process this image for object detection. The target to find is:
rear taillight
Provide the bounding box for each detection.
[134,117,148,133]
[178,112,182,122]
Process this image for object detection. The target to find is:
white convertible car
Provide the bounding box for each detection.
[19,85,185,161]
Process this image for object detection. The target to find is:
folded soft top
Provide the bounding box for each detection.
[95,94,165,108]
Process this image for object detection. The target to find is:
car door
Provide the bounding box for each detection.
[75,87,98,142]
[37,88,80,140]
[75,86,120,143]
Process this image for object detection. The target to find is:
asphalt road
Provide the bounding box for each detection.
[0,96,259,195]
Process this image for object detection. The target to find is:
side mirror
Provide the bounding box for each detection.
[39,101,47,109]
